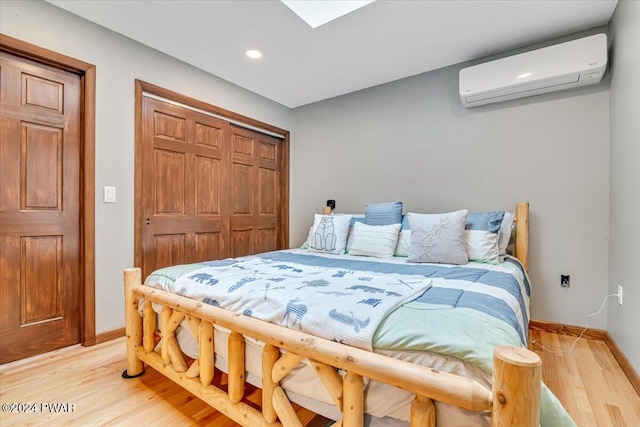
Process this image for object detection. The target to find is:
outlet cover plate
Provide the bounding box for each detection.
[618,286,623,305]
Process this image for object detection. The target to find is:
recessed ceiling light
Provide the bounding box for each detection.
[517,72,533,79]
[246,49,262,59]
[281,0,375,29]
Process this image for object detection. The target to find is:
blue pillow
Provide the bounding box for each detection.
[350,216,366,227]
[465,211,504,232]
[364,202,403,225]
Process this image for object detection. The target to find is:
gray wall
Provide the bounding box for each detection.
[291,32,611,328]
[608,0,640,373]
[0,0,293,334]
[1,1,625,339]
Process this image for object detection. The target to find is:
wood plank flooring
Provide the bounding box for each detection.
[528,329,640,426]
[1,332,638,426]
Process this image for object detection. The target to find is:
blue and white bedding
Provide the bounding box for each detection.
[145,249,574,427]
[169,255,433,350]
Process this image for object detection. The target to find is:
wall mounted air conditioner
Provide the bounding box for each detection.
[459,33,607,108]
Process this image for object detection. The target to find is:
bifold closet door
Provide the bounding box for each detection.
[139,96,285,279]
[228,125,282,258]
[140,97,232,279]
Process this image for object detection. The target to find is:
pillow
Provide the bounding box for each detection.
[300,225,314,249]
[349,222,401,258]
[364,202,403,226]
[345,215,365,252]
[393,215,411,257]
[308,214,352,255]
[465,211,504,263]
[407,210,469,265]
[302,214,361,249]
[498,212,515,261]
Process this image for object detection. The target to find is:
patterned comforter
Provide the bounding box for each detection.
[145,249,575,427]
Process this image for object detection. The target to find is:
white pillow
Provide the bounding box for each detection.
[407,210,469,265]
[303,214,362,250]
[345,215,365,252]
[300,225,314,249]
[393,215,411,257]
[349,222,401,259]
[498,212,515,261]
[394,229,411,256]
[464,211,504,264]
[308,214,352,255]
[465,230,499,263]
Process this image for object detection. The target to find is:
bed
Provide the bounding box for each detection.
[123,202,575,427]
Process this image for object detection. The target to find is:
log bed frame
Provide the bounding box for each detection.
[123,202,539,426]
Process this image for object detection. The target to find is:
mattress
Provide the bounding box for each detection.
[144,249,574,427]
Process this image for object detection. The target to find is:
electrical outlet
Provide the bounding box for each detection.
[561,275,570,287]
[618,286,623,305]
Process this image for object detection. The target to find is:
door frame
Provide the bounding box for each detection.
[134,80,290,269]
[0,34,97,346]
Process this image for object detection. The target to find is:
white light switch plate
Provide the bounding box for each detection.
[104,186,117,203]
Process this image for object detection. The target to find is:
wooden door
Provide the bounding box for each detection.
[229,126,281,257]
[0,52,81,364]
[140,97,232,279]
[139,94,286,278]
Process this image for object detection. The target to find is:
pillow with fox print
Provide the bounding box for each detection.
[407,210,469,265]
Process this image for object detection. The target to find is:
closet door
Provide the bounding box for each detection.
[228,126,281,257]
[138,93,287,278]
[140,97,231,278]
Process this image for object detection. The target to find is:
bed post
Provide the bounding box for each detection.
[491,346,541,427]
[515,202,529,271]
[123,267,145,378]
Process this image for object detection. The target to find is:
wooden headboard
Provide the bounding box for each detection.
[514,202,529,271]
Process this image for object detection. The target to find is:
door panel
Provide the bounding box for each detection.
[256,228,278,254]
[259,168,277,214]
[232,162,253,215]
[195,156,221,215]
[139,96,285,276]
[21,123,62,209]
[21,73,64,113]
[0,52,81,364]
[229,126,281,258]
[141,97,231,278]
[231,228,253,257]
[154,234,186,271]
[154,149,186,214]
[194,232,222,263]
[21,236,62,324]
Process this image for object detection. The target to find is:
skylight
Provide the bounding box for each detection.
[281,0,375,29]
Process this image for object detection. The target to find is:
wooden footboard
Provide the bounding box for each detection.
[124,266,541,427]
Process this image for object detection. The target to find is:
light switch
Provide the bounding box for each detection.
[104,186,117,203]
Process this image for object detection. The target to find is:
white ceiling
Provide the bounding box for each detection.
[47,0,617,108]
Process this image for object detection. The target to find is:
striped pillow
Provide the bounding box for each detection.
[348,222,401,259]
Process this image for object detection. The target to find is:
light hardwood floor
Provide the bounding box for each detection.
[528,329,640,426]
[1,333,638,426]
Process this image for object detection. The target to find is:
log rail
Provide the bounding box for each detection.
[124,264,541,427]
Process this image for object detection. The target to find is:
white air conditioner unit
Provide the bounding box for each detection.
[459,33,607,108]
